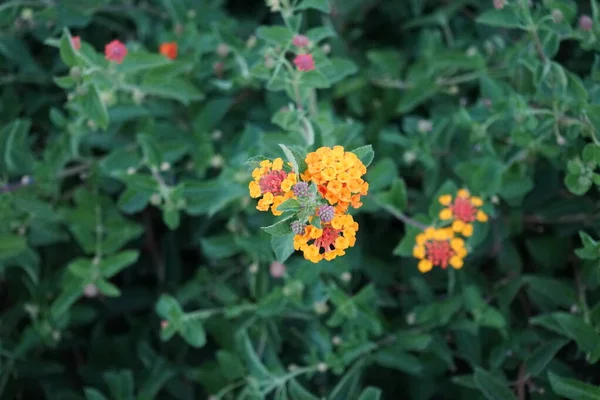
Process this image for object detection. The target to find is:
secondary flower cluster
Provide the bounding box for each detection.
[249,146,369,263]
[413,188,488,273]
[301,146,369,213]
[69,36,179,64]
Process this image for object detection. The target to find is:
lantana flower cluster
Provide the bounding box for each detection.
[413,188,489,273]
[249,146,368,263]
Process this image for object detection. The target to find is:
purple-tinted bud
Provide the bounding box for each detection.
[318,205,335,223]
[579,15,593,31]
[292,182,309,197]
[291,220,306,235]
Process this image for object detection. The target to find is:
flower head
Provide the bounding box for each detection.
[294,54,315,71]
[159,42,178,59]
[105,40,127,63]
[292,35,310,48]
[579,15,593,31]
[291,220,306,235]
[413,227,467,273]
[292,181,309,198]
[249,158,296,215]
[301,146,368,213]
[294,213,358,263]
[71,36,81,50]
[318,205,335,223]
[438,189,488,237]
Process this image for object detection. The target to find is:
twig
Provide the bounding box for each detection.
[379,203,428,230]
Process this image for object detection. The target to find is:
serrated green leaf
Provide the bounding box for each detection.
[473,367,517,400]
[548,372,600,400]
[350,145,375,168]
[271,233,295,264]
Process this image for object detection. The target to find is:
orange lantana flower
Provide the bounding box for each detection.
[438,189,488,237]
[159,42,178,60]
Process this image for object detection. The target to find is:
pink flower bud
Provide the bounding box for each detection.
[292,35,310,48]
[579,15,593,31]
[269,261,286,278]
[493,0,505,10]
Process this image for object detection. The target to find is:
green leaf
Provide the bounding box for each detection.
[565,173,592,196]
[261,215,295,236]
[0,234,27,260]
[358,387,382,400]
[155,294,184,320]
[271,233,295,264]
[378,176,407,212]
[216,350,246,381]
[296,0,331,13]
[289,379,319,400]
[179,317,206,347]
[99,250,139,278]
[277,199,301,213]
[137,133,162,168]
[301,70,331,89]
[116,52,172,74]
[84,388,108,400]
[374,350,423,376]
[473,367,517,400]
[396,79,438,113]
[350,145,375,167]
[256,26,294,45]
[476,8,525,29]
[526,339,568,376]
[104,370,135,400]
[95,279,121,297]
[548,372,600,400]
[80,85,109,130]
[138,78,204,105]
[279,143,300,174]
[240,332,273,381]
[582,144,600,166]
[59,28,78,67]
[306,26,337,43]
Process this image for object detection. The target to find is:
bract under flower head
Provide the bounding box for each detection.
[294,213,358,263]
[248,158,296,215]
[302,145,368,213]
[438,189,488,237]
[413,227,467,273]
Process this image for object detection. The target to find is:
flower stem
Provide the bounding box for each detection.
[379,203,428,230]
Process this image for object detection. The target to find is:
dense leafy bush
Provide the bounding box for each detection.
[3,0,600,399]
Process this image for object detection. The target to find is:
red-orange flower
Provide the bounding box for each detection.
[105,40,127,63]
[159,42,178,60]
[71,36,81,50]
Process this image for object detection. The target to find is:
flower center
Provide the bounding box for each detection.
[425,240,455,269]
[314,226,340,253]
[259,170,287,195]
[451,197,476,222]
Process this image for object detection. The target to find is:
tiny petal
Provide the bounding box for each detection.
[457,189,470,198]
[450,256,464,269]
[476,210,488,222]
[71,36,81,50]
[439,208,453,220]
[292,34,310,47]
[439,195,452,205]
[418,259,433,273]
[452,220,465,232]
[413,245,425,259]
[470,196,484,207]
[462,224,474,237]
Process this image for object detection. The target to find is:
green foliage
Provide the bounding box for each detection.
[2,0,600,399]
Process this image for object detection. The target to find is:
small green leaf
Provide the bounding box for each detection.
[476,8,525,29]
[288,379,319,400]
[271,233,295,264]
[84,388,108,400]
[0,234,27,260]
[473,367,517,400]
[277,199,301,213]
[350,145,375,167]
[300,70,330,89]
[378,177,407,211]
[95,279,121,297]
[262,215,295,236]
[256,26,294,45]
[296,0,331,13]
[582,144,600,166]
[279,144,300,174]
[358,387,382,400]
[137,133,162,168]
[59,28,77,67]
[548,372,600,400]
[99,250,140,278]
[180,317,206,348]
[526,339,568,376]
[216,350,246,381]
[155,294,184,320]
[79,85,109,130]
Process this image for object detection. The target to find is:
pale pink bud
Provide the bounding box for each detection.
[269,261,286,278]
